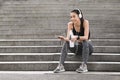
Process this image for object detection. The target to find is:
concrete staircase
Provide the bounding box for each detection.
[0,0,119,75]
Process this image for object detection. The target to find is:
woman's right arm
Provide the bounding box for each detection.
[58,22,73,41]
[64,22,73,41]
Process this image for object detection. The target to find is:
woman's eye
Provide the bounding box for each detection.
[73,16,75,18]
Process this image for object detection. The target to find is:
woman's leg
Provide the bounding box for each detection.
[59,41,69,64]
[76,40,89,73]
[54,41,69,73]
[82,40,89,64]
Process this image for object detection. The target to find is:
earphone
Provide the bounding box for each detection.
[76,8,82,18]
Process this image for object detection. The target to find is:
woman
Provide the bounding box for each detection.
[54,9,93,73]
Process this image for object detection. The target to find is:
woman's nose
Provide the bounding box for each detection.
[70,18,73,21]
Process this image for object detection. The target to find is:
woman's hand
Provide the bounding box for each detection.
[58,36,69,41]
[71,36,83,43]
[58,36,65,40]
[71,36,78,42]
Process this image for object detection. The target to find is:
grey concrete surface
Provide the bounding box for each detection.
[0,0,119,75]
[0,53,120,62]
[0,61,120,71]
[0,71,120,80]
[0,39,119,46]
[0,0,119,39]
[0,46,119,53]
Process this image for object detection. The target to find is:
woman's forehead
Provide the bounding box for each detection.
[70,12,77,16]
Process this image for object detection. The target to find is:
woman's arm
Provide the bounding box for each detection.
[78,20,89,41]
[71,20,89,42]
[58,22,73,41]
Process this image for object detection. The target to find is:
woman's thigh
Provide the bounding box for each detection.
[69,42,83,55]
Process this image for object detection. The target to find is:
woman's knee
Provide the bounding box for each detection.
[61,41,69,51]
[63,41,69,47]
[82,40,89,48]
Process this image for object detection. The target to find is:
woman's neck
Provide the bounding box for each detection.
[74,20,81,27]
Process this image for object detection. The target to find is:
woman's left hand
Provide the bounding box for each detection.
[71,36,78,42]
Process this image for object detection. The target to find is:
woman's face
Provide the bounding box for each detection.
[70,12,79,24]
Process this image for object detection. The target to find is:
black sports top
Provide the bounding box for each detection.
[72,23,90,39]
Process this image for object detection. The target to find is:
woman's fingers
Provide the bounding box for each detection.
[58,36,65,40]
[71,36,77,42]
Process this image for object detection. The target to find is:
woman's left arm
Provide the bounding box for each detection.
[71,20,89,42]
[78,20,89,41]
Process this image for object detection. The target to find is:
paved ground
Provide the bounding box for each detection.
[0,71,119,80]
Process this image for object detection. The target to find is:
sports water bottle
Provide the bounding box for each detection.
[69,30,74,47]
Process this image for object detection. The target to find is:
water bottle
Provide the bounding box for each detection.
[69,30,74,47]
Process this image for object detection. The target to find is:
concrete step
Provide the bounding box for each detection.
[92,39,120,46]
[1,9,118,15]
[0,53,119,62]
[0,8,119,13]
[2,0,120,4]
[0,19,119,28]
[0,28,120,38]
[0,28,119,35]
[0,11,119,16]
[0,46,119,53]
[91,33,120,39]
[0,17,119,23]
[0,34,120,39]
[0,61,119,71]
[0,16,119,22]
[0,39,61,46]
[0,29,66,35]
[0,71,120,76]
[0,33,119,39]
[0,71,120,80]
[0,24,119,31]
[2,1,120,5]
[0,21,119,28]
[0,39,119,46]
[0,10,119,15]
[1,3,120,10]
[0,23,119,29]
[0,13,119,21]
[0,4,119,11]
[0,14,119,21]
[90,20,120,28]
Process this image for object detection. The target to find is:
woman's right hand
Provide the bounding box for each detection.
[58,36,69,41]
[58,36,65,40]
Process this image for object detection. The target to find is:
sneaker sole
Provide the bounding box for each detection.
[76,70,88,73]
[54,70,65,73]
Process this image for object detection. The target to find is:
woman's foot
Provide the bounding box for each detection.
[76,63,88,73]
[53,64,65,73]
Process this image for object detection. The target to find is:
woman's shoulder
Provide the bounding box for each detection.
[67,22,73,29]
[83,19,89,28]
[84,19,89,24]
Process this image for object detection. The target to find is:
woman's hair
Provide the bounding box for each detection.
[71,9,84,29]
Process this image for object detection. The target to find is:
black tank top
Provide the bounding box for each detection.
[72,23,90,39]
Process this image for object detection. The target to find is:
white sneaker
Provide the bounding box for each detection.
[53,64,65,73]
[76,63,88,73]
